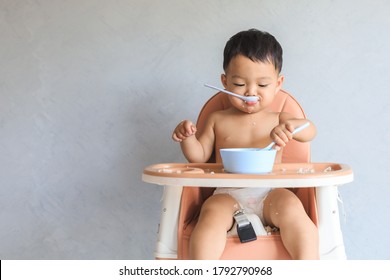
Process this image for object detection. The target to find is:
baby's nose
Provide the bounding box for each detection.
[246,87,257,96]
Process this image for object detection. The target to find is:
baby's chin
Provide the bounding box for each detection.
[239,104,259,114]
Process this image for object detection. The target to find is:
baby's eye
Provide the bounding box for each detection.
[233,83,245,86]
[259,84,269,88]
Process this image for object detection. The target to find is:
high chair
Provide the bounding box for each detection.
[142,89,353,260]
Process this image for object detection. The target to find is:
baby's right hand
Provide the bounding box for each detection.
[172,120,197,142]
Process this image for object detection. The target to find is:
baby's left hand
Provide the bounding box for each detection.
[270,122,295,150]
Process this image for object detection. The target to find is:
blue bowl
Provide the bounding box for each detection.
[220,148,277,174]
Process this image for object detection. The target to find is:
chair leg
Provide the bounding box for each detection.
[316,185,346,259]
[155,185,183,259]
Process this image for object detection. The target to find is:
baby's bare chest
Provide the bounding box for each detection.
[214,119,274,148]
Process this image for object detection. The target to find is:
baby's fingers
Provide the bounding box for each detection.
[172,120,197,142]
[172,131,184,142]
[172,128,189,142]
[273,129,291,147]
[273,134,287,148]
[182,121,197,136]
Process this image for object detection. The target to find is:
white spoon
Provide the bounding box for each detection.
[263,122,311,150]
[204,84,259,103]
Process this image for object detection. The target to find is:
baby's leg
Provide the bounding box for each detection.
[263,189,319,260]
[189,193,239,259]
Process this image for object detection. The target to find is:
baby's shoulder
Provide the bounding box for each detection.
[204,109,234,127]
[209,108,231,119]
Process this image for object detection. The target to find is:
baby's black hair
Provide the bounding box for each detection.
[223,29,283,73]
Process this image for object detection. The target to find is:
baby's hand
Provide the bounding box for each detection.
[270,122,295,150]
[172,120,197,142]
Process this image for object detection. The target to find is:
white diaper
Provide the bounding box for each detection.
[213,187,272,224]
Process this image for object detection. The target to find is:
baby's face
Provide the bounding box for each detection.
[221,54,283,114]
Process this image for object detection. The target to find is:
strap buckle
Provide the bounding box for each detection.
[233,210,257,243]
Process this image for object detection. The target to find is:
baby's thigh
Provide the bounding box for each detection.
[263,188,305,226]
[198,193,239,230]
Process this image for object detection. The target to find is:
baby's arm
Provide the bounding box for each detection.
[271,113,317,149]
[172,119,215,163]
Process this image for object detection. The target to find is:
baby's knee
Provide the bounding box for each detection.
[264,189,306,224]
[198,194,238,225]
[202,194,238,212]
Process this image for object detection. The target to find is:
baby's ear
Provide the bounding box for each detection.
[220,74,227,87]
[275,74,284,93]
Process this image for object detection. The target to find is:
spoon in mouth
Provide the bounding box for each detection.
[204,84,259,103]
[262,122,311,150]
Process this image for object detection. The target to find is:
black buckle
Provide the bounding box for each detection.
[233,210,257,243]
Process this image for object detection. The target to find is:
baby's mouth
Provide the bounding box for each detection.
[244,96,260,106]
[246,102,257,106]
[245,99,259,106]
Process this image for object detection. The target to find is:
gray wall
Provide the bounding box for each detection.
[1,0,389,259]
